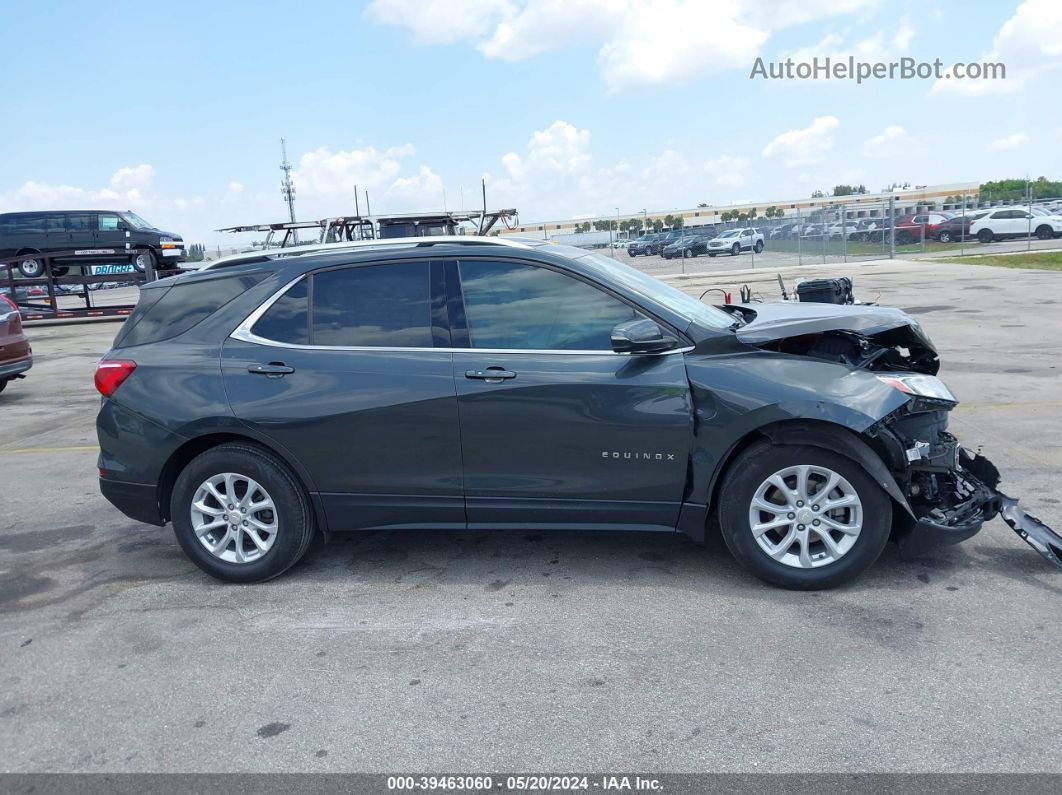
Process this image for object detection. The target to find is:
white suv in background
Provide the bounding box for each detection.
[970,208,1062,242]
[707,227,765,256]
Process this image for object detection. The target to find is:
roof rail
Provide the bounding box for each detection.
[193,235,536,271]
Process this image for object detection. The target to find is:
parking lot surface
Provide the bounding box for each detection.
[1,259,1060,773]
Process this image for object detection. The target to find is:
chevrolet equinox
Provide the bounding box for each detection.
[95,237,1060,588]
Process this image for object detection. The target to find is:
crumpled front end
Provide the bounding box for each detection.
[737,300,1062,568]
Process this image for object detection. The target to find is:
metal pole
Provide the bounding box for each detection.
[889,195,896,258]
[961,192,966,255]
[1027,176,1033,251]
[842,203,848,262]
[797,207,802,265]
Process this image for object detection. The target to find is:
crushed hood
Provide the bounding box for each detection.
[732,302,934,349]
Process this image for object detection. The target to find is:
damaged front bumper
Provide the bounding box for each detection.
[876,405,1062,569]
[897,441,1062,570]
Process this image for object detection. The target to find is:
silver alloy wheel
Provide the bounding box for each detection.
[135,251,153,271]
[748,464,862,569]
[190,472,278,564]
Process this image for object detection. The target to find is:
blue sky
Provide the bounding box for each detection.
[1,0,1058,243]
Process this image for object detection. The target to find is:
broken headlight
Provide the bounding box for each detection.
[876,374,956,403]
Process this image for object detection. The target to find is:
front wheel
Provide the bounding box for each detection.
[170,443,315,583]
[17,257,43,278]
[134,249,157,273]
[684,248,693,258]
[717,442,891,589]
[708,253,717,257]
[731,243,740,256]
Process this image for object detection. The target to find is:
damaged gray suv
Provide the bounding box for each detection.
[95,237,1061,587]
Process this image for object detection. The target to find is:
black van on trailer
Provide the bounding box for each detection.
[0,210,185,277]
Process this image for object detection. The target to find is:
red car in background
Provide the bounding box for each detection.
[893,213,952,244]
[0,293,32,393]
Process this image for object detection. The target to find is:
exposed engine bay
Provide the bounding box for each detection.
[714,282,1062,570]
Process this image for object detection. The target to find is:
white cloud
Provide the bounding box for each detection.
[987,132,1028,152]
[364,0,515,45]
[931,0,1062,96]
[784,17,914,78]
[227,181,244,195]
[863,124,912,156]
[0,165,158,212]
[365,0,878,91]
[704,155,749,188]
[762,116,839,167]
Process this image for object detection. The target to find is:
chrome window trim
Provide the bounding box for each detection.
[230,275,693,357]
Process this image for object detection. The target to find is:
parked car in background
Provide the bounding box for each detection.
[0,210,185,278]
[933,211,988,243]
[707,228,764,256]
[769,223,799,240]
[661,235,712,259]
[0,293,32,393]
[970,208,1062,242]
[627,234,658,256]
[892,213,952,245]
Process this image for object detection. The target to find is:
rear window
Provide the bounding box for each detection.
[114,272,267,348]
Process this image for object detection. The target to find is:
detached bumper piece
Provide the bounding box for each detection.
[959,449,1062,570]
[998,495,1062,570]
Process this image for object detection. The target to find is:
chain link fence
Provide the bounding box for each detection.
[589,182,1062,276]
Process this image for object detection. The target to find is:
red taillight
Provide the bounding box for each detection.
[0,294,17,312]
[95,359,137,398]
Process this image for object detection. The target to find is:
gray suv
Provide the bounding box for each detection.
[95,238,1058,587]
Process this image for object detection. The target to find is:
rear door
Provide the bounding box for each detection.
[446,257,693,530]
[222,260,465,532]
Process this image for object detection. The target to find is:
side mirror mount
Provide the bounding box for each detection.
[611,318,677,354]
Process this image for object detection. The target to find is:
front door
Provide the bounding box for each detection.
[447,257,693,530]
[222,260,464,532]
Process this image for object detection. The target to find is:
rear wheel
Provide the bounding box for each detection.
[718,442,891,589]
[1036,225,1054,240]
[977,229,994,244]
[753,240,764,253]
[684,248,693,258]
[896,231,912,245]
[170,443,315,583]
[937,230,952,243]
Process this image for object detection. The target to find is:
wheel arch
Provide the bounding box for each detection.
[157,431,330,539]
[700,418,911,540]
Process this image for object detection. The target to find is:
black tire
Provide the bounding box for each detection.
[1035,225,1054,241]
[730,243,740,256]
[896,231,912,245]
[977,229,994,244]
[17,256,43,278]
[170,442,315,583]
[708,253,716,257]
[684,248,693,258]
[753,240,764,253]
[937,230,952,243]
[717,441,892,590]
[133,249,156,273]
[0,379,7,393]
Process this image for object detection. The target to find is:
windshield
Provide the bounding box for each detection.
[121,211,158,231]
[718,230,739,238]
[567,249,735,330]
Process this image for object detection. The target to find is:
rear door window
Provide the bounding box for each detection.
[311,262,433,347]
[251,278,309,344]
